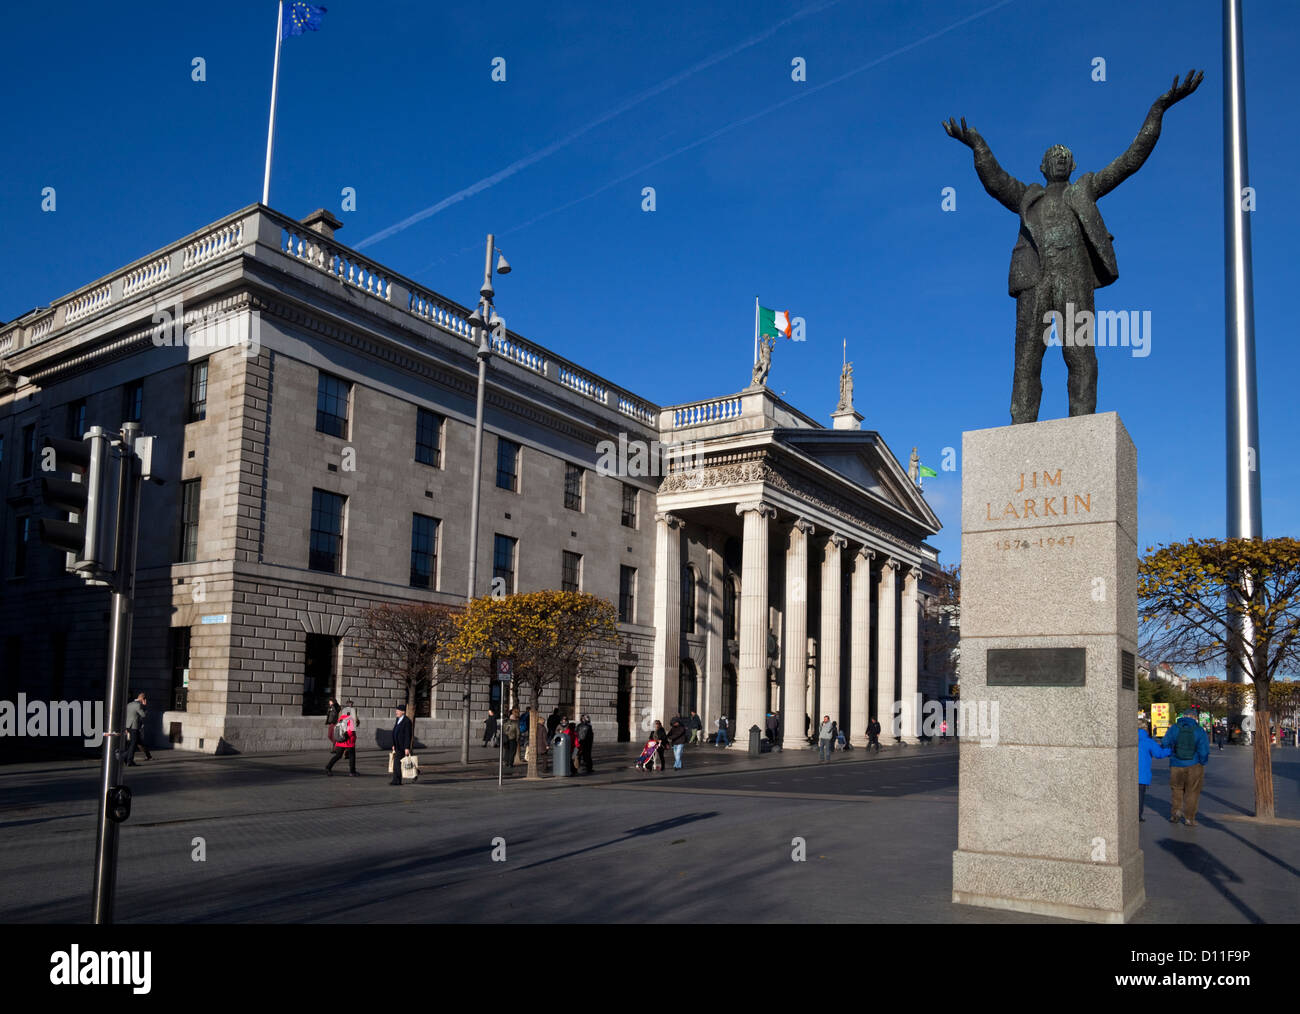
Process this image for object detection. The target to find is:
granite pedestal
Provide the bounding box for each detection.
[951,412,1143,923]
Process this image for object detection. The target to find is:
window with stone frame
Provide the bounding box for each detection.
[309,489,346,573]
[415,407,442,467]
[620,483,637,528]
[558,662,577,716]
[681,564,697,634]
[410,513,439,589]
[493,534,517,594]
[564,463,583,512]
[179,479,201,562]
[561,550,582,593]
[496,438,520,492]
[316,372,350,438]
[619,565,636,623]
[188,361,208,423]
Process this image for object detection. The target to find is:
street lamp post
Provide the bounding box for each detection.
[462,233,511,766]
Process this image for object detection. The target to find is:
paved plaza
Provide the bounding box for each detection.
[0,740,1294,923]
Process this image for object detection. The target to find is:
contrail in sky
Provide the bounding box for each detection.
[355,0,841,250]
[489,0,1016,244]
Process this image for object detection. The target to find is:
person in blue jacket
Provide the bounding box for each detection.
[1161,709,1211,826]
[1137,720,1170,822]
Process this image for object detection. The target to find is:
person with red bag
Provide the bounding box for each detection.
[325,701,358,776]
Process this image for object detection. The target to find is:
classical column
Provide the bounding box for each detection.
[704,530,724,738]
[818,533,847,727]
[899,566,921,743]
[651,513,684,724]
[849,547,875,745]
[735,501,775,747]
[875,558,898,740]
[782,519,814,749]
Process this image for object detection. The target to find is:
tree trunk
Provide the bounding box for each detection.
[1253,698,1274,819]
[526,690,540,780]
[460,677,470,766]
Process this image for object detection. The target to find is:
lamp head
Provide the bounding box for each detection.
[495,252,511,275]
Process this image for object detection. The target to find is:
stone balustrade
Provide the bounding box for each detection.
[64,282,112,324]
[669,396,743,429]
[121,255,171,297]
[5,204,660,432]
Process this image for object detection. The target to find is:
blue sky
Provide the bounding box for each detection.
[2,0,1296,569]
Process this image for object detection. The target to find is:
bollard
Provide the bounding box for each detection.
[748,724,762,757]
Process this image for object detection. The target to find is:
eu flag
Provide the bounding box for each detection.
[281,2,327,39]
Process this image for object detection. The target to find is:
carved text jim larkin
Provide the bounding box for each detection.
[985,469,1093,522]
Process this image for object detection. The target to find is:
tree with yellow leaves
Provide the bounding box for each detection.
[443,591,620,779]
[1139,537,1300,818]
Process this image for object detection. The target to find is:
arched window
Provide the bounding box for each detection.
[679,659,698,716]
[681,565,697,634]
[723,576,740,640]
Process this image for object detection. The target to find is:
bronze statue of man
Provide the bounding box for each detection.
[944,70,1203,423]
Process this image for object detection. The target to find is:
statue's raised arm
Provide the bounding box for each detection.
[943,117,1026,213]
[1093,70,1203,199]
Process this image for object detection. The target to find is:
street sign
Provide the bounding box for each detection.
[497,658,513,681]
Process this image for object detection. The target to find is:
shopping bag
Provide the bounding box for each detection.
[401,755,419,781]
[387,749,394,774]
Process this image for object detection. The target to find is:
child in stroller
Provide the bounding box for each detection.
[635,736,659,772]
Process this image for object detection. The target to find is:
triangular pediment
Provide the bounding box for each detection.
[774,429,941,534]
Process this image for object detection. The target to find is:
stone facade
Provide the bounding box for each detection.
[0,206,943,756]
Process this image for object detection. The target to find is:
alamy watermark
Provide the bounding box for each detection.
[596,435,706,478]
[0,695,105,747]
[152,299,260,357]
[1043,303,1151,358]
[892,694,999,746]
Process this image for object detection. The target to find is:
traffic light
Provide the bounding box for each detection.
[38,426,114,574]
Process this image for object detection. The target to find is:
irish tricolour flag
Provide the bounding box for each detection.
[759,306,793,339]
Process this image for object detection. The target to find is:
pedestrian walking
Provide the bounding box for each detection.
[688,710,704,745]
[667,717,688,770]
[390,704,413,786]
[817,715,835,763]
[715,715,730,747]
[518,709,531,762]
[325,697,340,742]
[482,708,498,748]
[867,716,882,752]
[575,714,594,774]
[1161,709,1210,826]
[1137,719,1170,822]
[326,701,358,776]
[121,693,152,765]
[652,720,668,770]
[502,709,519,769]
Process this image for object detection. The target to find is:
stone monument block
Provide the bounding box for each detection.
[952,412,1143,923]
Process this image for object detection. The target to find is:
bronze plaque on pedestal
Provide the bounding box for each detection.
[986,647,1086,687]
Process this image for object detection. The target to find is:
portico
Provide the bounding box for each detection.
[650,385,943,748]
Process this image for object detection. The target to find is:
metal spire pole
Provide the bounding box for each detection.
[1223,0,1263,699]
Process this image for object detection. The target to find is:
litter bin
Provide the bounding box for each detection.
[748,724,762,757]
[552,733,572,777]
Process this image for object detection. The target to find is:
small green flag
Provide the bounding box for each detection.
[919,465,938,478]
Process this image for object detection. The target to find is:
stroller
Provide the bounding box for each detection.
[635,737,659,772]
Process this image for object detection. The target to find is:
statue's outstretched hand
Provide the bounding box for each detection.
[943,117,980,148]
[1156,69,1204,109]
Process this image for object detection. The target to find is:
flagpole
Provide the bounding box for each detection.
[753,296,759,365]
[262,1,284,206]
